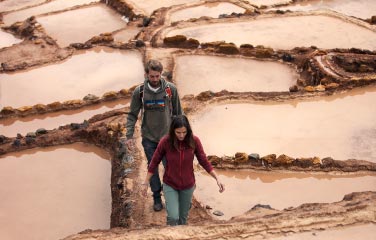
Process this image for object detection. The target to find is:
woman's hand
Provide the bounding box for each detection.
[217,180,225,193]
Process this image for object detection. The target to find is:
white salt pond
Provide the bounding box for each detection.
[191,86,376,162]
[169,2,245,23]
[195,169,376,219]
[175,55,298,96]
[3,0,99,25]
[0,47,143,108]
[37,4,125,47]
[166,15,376,50]
[0,142,111,240]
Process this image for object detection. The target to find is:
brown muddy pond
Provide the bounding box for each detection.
[0,142,111,240]
[191,87,376,162]
[166,15,376,50]
[169,2,245,23]
[37,4,125,47]
[0,99,129,137]
[113,27,140,43]
[195,169,376,219]
[273,0,376,20]
[124,0,199,16]
[0,47,143,108]
[0,0,46,13]
[0,30,22,48]
[248,0,291,7]
[175,55,298,96]
[271,223,376,240]
[3,0,99,26]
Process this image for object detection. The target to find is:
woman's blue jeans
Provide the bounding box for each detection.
[163,183,195,226]
[142,138,165,201]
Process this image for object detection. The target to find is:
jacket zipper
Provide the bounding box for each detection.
[179,142,183,187]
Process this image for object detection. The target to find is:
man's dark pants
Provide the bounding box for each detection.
[142,138,166,202]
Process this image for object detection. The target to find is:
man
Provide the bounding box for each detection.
[123,59,183,211]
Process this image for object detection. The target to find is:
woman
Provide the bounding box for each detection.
[141,115,225,226]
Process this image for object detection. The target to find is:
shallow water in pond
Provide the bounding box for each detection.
[273,0,376,20]
[0,0,46,13]
[175,55,298,96]
[125,0,199,16]
[0,47,143,108]
[0,142,111,240]
[169,2,245,23]
[195,169,376,220]
[37,4,125,47]
[0,30,22,48]
[3,0,99,25]
[166,15,376,50]
[191,86,376,162]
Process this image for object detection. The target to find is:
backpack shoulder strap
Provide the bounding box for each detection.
[139,84,144,100]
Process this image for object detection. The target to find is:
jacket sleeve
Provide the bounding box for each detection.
[125,86,142,139]
[194,136,213,173]
[171,84,184,116]
[148,137,167,173]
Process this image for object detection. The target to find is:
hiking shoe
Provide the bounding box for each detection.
[153,202,163,211]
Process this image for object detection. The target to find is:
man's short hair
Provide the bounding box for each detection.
[145,59,163,73]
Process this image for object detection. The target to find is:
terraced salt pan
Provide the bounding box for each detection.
[3,0,99,25]
[113,27,140,43]
[37,4,125,47]
[195,169,376,219]
[125,0,199,16]
[169,2,245,23]
[0,143,111,240]
[0,0,46,13]
[0,99,129,137]
[166,15,376,50]
[191,87,376,162]
[248,0,291,7]
[175,55,298,96]
[0,48,143,108]
[273,0,376,20]
[271,223,376,240]
[0,30,22,48]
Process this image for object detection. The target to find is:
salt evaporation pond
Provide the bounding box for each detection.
[37,4,125,47]
[166,15,376,50]
[0,30,22,49]
[0,47,143,108]
[0,143,111,240]
[191,87,376,162]
[175,55,298,96]
[273,0,376,20]
[169,2,245,23]
[3,0,99,25]
[0,0,46,12]
[125,0,199,16]
[195,169,376,219]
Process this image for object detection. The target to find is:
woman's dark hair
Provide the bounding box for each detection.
[169,115,195,150]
